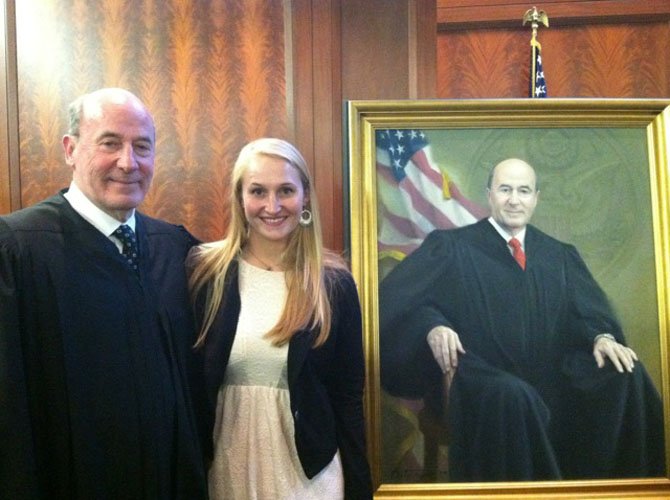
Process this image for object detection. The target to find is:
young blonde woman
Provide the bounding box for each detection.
[188,138,372,499]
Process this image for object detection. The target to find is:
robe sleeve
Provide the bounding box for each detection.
[0,226,40,497]
[183,247,216,463]
[378,231,453,398]
[565,244,625,346]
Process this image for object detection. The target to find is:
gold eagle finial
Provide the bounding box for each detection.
[522,7,549,29]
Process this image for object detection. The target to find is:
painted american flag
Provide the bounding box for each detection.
[376,129,488,259]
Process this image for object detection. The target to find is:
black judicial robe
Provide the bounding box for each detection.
[0,192,208,499]
[379,219,665,481]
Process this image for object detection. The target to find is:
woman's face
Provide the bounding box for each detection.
[240,154,307,248]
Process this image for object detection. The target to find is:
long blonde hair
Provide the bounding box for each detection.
[189,138,345,348]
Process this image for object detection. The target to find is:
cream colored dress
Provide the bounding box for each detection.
[208,259,344,500]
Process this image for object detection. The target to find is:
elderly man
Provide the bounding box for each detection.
[379,158,665,481]
[0,88,207,498]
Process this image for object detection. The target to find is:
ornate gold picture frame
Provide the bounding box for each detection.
[345,99,670,498]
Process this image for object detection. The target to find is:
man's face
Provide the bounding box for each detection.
[63,95,155,222]
[487,160,539,235]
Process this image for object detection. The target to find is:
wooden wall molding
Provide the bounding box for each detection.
[438,0,670,30]
[289,0,344,251]
[1,0,19,214]
[409,0,437,98]
[0,0,8,214]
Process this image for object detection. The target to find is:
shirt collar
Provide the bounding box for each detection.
[488,217,527,248]
[63,181,136,236]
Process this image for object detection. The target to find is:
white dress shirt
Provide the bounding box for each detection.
[63,181,136,253]
[488,216,527,255]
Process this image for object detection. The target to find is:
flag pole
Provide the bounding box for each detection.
[523,7,549,97]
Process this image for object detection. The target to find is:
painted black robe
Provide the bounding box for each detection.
[379,219,664,481]
[0,193,208,499]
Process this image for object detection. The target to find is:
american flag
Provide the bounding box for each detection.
[376,129,488,259]
[530,38,547,97]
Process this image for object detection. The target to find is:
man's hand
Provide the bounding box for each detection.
[427,325,465,374]
[593,334,638,373]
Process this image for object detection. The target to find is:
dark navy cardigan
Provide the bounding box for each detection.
[195,260,372,499]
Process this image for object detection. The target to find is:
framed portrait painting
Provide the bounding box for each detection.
[345,98,670,498]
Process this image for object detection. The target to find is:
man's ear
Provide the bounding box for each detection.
[62,135,76,166]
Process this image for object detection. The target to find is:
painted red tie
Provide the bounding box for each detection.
[508,237,526,270]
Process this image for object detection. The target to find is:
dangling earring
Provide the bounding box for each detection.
[299,208,313,227]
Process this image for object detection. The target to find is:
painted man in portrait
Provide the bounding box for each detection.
[379,158,665,481]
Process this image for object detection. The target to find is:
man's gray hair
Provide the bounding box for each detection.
[66,95,85,137]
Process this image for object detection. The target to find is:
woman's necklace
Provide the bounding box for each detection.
[245,247,279,271]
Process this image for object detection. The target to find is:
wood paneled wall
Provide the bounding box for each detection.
[0,0,434,250]
[437,0,670,98]
[2,0,669,248]
[7,0,289,243]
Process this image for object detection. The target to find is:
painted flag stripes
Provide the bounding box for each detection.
[376,129,488,259]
